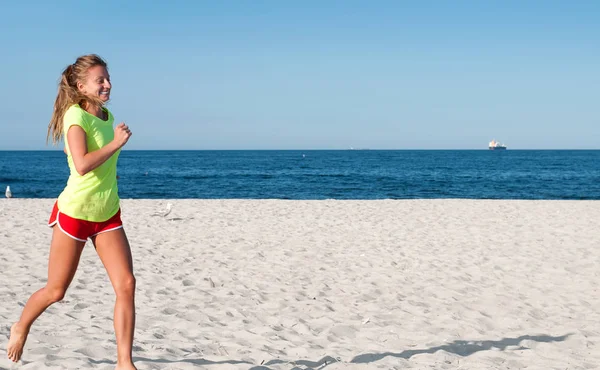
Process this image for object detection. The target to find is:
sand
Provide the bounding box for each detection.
[0,199,598,369]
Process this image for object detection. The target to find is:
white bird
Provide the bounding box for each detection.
[162,203,173,217]
[152,202,173,217]
[5,186,12,198]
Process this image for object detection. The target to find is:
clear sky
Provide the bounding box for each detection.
[1,1,598,150]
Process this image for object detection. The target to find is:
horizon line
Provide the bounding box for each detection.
[1,148,599,151]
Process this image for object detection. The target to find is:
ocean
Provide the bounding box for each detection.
[1,150,599,200]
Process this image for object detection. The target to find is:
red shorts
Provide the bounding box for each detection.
[48,202,123,242]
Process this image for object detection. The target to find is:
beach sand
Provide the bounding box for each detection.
[0,199,598,369]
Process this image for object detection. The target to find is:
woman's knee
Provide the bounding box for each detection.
[45,286,67,303]
[114,275,136,298]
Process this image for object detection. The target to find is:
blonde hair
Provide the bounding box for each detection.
[47,54,108,144]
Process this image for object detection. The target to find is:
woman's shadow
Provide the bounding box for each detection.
[349,333,572,364]
[84,333,571,369]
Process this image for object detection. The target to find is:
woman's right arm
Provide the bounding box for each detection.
[67,123,131,176]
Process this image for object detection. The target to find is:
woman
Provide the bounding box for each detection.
[7,54,137,370]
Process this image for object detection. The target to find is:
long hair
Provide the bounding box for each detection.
[47,54,108,144]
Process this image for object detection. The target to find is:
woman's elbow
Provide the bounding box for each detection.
[74,164,89,176]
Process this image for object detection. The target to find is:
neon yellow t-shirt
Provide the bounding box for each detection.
[57,104,120,222]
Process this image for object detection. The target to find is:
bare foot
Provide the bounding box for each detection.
[115,362,137,370]
[115,365,137,370]
[7,322,29,363]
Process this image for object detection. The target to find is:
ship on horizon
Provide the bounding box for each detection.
[489,139,507,150]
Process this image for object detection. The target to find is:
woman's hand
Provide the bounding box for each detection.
[113,122,132,149]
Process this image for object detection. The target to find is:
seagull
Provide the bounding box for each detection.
[152,202,173,217]
[5,186,12,198]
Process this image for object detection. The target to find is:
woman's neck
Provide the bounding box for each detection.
[82,101,105,119]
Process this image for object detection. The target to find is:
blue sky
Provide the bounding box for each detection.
[1,1,598,150]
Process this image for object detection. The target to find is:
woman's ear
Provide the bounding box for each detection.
[76,80,85,93]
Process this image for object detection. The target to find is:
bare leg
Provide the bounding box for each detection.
[91,228,137,370]
[7,227,85,362]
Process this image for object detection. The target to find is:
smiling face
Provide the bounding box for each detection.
[77,65,111,103]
